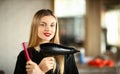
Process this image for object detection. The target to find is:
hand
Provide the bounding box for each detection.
[39,57,56,73]
[26,60,45,74]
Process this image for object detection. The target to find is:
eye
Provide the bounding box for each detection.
[51,23,56,27]
[39,23,45,26]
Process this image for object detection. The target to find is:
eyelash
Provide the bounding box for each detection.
[40,24,55,27]
[40,24,45,26]
[51,24,55,27]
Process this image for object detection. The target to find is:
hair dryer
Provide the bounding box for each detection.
[40,43,80,56]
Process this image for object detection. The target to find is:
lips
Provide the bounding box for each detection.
[44,33,51,37]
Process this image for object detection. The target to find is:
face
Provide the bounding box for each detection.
[38,15,56,43]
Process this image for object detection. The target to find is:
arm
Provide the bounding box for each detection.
[14,51,27,74]
[26,60,45,74]
[38,57,55,73]
[14,51,43,74]
[26,57,55,74]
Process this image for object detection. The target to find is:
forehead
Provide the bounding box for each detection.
[40,15,56,23]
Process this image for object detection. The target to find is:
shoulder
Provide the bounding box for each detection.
[18,50,24,57]
[17,47,33,60]
[17,50,25,61]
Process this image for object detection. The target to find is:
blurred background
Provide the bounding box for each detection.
[0,0,120,74]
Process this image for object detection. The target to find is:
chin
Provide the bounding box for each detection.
[43,38,52,42]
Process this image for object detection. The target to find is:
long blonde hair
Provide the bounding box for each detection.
[28,9,64,74]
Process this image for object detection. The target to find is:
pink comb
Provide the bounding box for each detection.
[22,42,30,61]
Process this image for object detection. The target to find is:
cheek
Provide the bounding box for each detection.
[38,28,43,36]
[52,28,56,35]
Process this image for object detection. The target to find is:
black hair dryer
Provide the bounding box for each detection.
[40,43,80,56]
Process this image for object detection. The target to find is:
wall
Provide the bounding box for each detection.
[0,0,52,74]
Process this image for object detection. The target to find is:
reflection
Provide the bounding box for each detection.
[58,16,85,46]
[101,4,120,61]
[54,0,86,47]
[54,0,86,17]
[105,10,119,46]
[60,28,68,45]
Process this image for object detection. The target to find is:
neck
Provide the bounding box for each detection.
[34,41,50,51]
[34,46,40,52]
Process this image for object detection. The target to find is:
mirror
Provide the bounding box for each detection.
[54,0,86,47]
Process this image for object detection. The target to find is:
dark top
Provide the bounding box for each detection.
[14,47,79,74]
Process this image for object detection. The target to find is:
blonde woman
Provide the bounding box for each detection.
[14,9,79,74]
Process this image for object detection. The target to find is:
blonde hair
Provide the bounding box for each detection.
[28,9,64,74]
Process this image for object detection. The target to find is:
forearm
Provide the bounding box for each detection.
[27,68,45,74]
[26,60,45,74]
[39,68,45,74]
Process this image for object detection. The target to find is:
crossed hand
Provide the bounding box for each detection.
[26,57,55,74]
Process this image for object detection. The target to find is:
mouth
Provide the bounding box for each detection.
[44,33,51,37]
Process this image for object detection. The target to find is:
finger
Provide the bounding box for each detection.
[49,65,54,70]
[26,63,34,69]
[26,61,31,69]
[47,62,55,69]
[26,64,34,69]
[26,68,33,72]
[49,59,55,64]
[26,60,32,65]
[49,57,55,61]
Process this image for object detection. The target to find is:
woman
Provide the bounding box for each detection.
[14,9,79,74]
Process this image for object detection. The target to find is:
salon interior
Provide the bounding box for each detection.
[57,0,120,74]
[0,0,120,74]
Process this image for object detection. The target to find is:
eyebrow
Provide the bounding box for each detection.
[40,22,46,24]
[40,21,56,25]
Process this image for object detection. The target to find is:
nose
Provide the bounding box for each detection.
[45,25,50,31]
